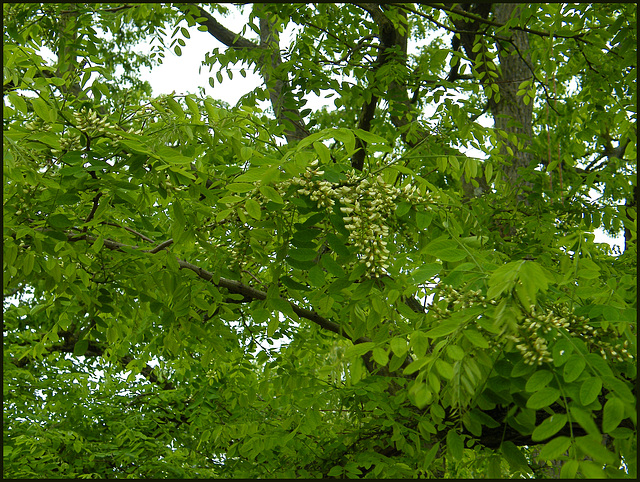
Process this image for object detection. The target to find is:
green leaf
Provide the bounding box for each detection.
[390,337,408,358]
[259,185,283,204]
[166,97,184,117]
[48,213,72,228]
[446,344,465,361]
[227,182,255,193]
[321,255,345,278]
[31,98,55,122]
[532,414,567,442]
[425,319,461,338]
[244,198,262,220]
[410,263,441,283]
[525,370,553,392]
[575,435,617,465]
[73,339,89,357]
[500,441,530,473]
[435,359,453,380]
[352,279,374,299]
[569,406,600,435]
[579,377,602,406]
[267,316,279,336]
[289,248,318,261]
[537,436,571,459]
[172,199,186,227]
[446,430,463,461]
[602,397,625,433]
[345,342,375,358]
[563,354,586,383]
[372,347,389,366]
[462,328,489,348]
[526,387,560,410]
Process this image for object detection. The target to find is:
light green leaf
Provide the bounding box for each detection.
[446,430,463,461]
[244,198,262,220]
[259,185,283,204]
[372,347,389,366]
[537,435,571,459]
[602,397,625,433]
[532,414,567,442]
[345,342,375,359]
[563,354,586,383]
[526,387,560,410]
[525,370,554,392]
[579,377,602,406]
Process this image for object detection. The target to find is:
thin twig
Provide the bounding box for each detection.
[103,222,154,243]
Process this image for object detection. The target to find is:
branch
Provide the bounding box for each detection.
[62,230,371,346]
[177,4,258,50]
[102,222,154,243]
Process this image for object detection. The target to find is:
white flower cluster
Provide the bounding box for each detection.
[24,118,51,131]
[505,304,635,365]
[288,161,431,276]
[74,107,143,140]
[293,160,335,209]
[49,108,145,156]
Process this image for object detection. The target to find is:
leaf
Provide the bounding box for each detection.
[446,430,463,461]
[321,255,345,278]
[267,317,279,336]
[579,377,602,406]
[31,98,55,122]
[413,383,432,409]
[423,442,439,466]
[500,441,530,473]
[537,436,571,459]
[289,248,318,261]
[390,337,408,358]
[575,435,617,465]
[563,354,586,383]
[532,414,567,442]
[244,198,262,220]
[352,279,374,299]
[569,406,600,435]
[73,339,89,357]
[446,344,465,361]
[345,342,375,359]
[166,97,184,118]
[525,370,553,392]
[410,263,441,283]
[602,397,625,433]
[425,319,461,338]
[435,359,454,380]
[48,213,72,228]
[259,185,283,204]
[462,328,489,348]
[227,182,255,193]
[526,387,560,410]
[172,199,186,227]
[372,347,389,366]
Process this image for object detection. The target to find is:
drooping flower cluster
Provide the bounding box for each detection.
[429,285,634,366]
[431,285,498,316]
[291,160,335,210]
[506,304,635,365]
[288,161,432,276]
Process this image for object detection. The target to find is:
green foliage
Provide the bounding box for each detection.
[3,3,636,479]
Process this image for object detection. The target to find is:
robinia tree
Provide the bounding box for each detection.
[3,3,636,478]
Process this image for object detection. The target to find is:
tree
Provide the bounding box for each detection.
[3,3,636,478]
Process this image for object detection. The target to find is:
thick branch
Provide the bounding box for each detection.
[62,230,370,345]
[178,4,258,50]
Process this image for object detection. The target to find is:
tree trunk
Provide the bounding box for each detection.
[489,4,535,192]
